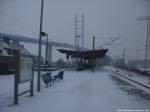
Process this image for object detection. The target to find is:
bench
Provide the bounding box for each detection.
[53,71,64,81]
[41,72,54,87]
[41,71,64,87]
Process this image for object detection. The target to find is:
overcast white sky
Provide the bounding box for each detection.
[0,0,150,61]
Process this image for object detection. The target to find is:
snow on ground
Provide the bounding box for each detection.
[0,69,150,112]
[104,66,150,94]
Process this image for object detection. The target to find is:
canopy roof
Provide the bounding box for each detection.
[57,49,108,59]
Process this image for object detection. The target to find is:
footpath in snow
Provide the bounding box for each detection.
[0,69,150,112]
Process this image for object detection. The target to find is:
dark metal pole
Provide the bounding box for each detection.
[144,20,148,70]
[75,13,77,47]
[37,0,44,92]
[48,45,52,67]
[92,36,95,72]
[30,58,34,96]
[45,34,48,65]
[82,14,84,48]
[14,50,20,105]
[123,49,126,68]
[75,13,78,70]
[136,16,150,70]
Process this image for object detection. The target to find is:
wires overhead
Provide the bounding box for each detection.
[0,11,38,35]
[0,11,60,41]
[96,37,120,49]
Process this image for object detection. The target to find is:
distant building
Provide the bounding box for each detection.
[0,38,33,75]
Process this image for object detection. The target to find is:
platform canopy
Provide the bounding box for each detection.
[57,49,108,60]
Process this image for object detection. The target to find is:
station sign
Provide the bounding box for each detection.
[19,56,33,83]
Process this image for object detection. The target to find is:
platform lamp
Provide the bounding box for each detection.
[41,32,49,66]
[92,36,95,72]
[37,0,44,92]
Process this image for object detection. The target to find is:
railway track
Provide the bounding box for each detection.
[105,66,150,94]
[112,71,150,90]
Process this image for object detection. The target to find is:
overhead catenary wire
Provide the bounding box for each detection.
[0,11,38,35]
[0,11,61,41]
[0,11,37,30]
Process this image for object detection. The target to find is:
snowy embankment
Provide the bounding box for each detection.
[104,66,150,94]
[0,70,150,112]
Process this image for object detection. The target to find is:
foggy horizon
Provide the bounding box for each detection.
[0,0,150,61]
[0,1,150,111]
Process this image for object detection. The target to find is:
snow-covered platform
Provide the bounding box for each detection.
[0,69,150,112]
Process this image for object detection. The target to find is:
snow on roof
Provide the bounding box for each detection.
[9,43,32,56]
[0,46,8,56]
[0,39,12,50]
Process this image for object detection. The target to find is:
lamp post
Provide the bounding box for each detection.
[45,34,48,65]
[41,32,49,65]
[76,35,80,70]
[37,0,44,92]
[92,36,95,72]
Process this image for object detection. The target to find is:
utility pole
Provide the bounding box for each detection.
[137,16,150,70]
[92,36,95,72]
[81,14,84,48]
[75,14,78,69]
[45,33,48,65]
[74,13,85,48]
[74,13,85,70]
[74,14,81,70]
[37,0,44,92]
[75,13,77,47]
[47,45,52,67]
[123,48,126,68]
